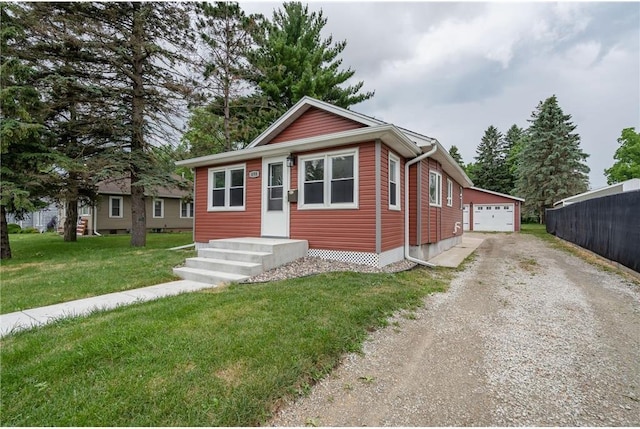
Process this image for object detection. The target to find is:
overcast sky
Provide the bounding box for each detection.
[241,1,639,189]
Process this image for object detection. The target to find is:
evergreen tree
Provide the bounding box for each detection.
[249,2,373,120]
[472,125,511,193]
[196,1,256,151]
[448,145,464,168]
[503,124,524,194]
[604,127,640,184]
[0,2,50,259]
[516,95,590,222]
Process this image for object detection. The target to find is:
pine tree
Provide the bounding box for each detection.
[503,124,524,194]
[448,145,464,168]
[516,95,590,222]
[472,125,511,193]
[249,2,373,119]
[0,2,50,259]
[604,127,640,184]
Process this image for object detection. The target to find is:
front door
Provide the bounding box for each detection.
[261,156,289,237]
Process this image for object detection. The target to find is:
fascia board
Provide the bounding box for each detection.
[177,125,420,169]
[426,141,474,188]
[470,186,525,202]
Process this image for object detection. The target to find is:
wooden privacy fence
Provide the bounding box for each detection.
[546,190,640,273]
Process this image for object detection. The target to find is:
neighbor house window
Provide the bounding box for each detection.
[299,149,358,209]
[446,178,453,207]
[109,196,123,218]
[180,201,193,218]
[208,164,246,211]
[153,199,164,218]
[389,153,400,210]
[79,204,91,216]
[429,171,442,207]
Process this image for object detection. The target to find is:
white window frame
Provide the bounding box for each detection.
[446,178,453,207]
[109,196,123,218]
[460,188,464,209]
[152,198,164,218]
[207,164,246,211]
[78,204,91,216]
[389,153,400,211]
[298,148,359,210]
[180,201,194,218]
[429,171,442,207]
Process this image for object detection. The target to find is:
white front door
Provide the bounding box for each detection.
[463,204,470,231]
[261,156,289,237]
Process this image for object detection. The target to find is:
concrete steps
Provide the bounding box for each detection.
[173,237,308,285]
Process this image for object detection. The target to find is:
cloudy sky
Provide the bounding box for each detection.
[241,1,639,189]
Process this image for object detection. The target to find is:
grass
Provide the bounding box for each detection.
[0,267,448,426]
[0,232,195,314]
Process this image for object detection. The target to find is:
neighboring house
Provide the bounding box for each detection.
[463,187,524,232]
[59,177,193,235]
[553,178,640,207]
[6,202,58,232]
[176,96,473,267]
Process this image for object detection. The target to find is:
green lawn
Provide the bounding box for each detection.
[1,267,448,426]
[0,232,195,314]
[520,223,552,240]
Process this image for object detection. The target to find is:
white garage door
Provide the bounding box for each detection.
[463,204,470,231]
[473,204,515,232]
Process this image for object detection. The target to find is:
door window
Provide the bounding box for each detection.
[268,162,284,211]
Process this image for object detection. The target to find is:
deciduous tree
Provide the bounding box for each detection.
[604,127,640,184]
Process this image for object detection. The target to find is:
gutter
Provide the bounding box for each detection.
[404,144,438,267]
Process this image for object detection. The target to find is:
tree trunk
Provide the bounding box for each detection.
[1,205,12,260]
[129,3,147,247]
[63,199,78,242]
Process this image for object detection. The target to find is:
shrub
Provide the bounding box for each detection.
[22,227,40,234]
[7,224,22,234]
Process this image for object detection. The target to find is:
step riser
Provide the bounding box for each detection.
[185,259,263,276]
[172,268,247,285]
[209,241,277,253]
[198,248,267,264]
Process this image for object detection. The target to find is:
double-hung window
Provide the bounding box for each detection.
[299,149,358,209]
[153,199,164,218]
[109,196,123,218]
[180,201,194,218]
[446,178,453,207]
[389,153,400,210]
[429,171,442,207]
[208,164,246,211]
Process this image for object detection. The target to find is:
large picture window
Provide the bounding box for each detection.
[299,149,358,209]
[208,165,246,211]
[429,171,442,207]
[389,153,400,210]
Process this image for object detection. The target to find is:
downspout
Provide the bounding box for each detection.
[405,144,438,267]
[93,204,102,236]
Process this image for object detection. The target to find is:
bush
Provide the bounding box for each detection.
[22,227,40,234]
[7,224,22,234]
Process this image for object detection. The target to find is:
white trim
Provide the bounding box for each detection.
[469,186,525,202]
[429,171,442,207]
[207,164,246,211]
[109,196,123,218]
[298,148,359,210]
[553,178,639,206]
[446,178,453,207]
[261,156,290,237]
[388,152,401,211]
[152,198,164,218]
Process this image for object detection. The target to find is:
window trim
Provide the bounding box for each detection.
[152,198,164,219]
[298,148,359,210]
[446,178,453,207]
[180,201,194,218]
[429,170,442,207]
[207,164,246,211]
[389,152,401,211]
[109,196,123,218]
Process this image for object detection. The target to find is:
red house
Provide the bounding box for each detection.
[177,97,472,269]
[462,187,524,232]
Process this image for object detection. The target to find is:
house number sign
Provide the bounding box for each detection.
[249,170,260,178]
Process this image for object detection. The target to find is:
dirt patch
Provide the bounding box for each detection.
[268,234,640,426]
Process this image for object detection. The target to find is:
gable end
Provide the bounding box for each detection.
[268,107,366,144]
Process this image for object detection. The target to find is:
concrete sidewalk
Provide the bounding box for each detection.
[0,280,213,337]
[1,234,485,337]
[427,233,486,268]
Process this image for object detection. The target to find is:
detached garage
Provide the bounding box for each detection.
[463,187,524,232]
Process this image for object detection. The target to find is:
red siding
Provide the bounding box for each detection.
[440,173,463,240]
[463,188,522,231]
[381,146,404,251]
[269,107,365,144]
[193,159,262,242]
[290,143,376,252]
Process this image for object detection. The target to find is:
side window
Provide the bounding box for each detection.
[389,153,400,210]
[429,171,442,206]
[208,165,246,211]
[109,196,123,218]
[153,199,164,218]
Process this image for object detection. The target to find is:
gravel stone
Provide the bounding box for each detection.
[267,233,640,426]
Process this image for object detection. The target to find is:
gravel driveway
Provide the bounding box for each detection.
[269,233,640,426]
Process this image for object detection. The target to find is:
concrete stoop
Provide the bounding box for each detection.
[173,237,309,285]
